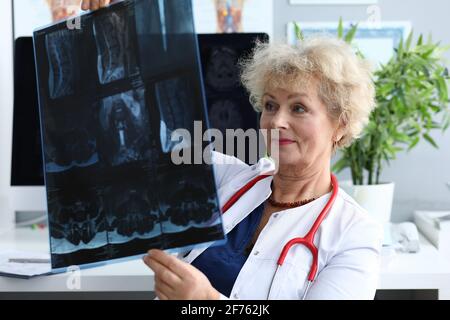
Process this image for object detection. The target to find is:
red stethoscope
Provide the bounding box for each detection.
[221,173,339,299]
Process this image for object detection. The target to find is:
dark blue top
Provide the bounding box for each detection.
[191,202,265,297]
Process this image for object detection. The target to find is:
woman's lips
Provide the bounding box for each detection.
[277,139,295,145]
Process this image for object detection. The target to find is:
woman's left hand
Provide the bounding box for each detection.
[143,249,220,300]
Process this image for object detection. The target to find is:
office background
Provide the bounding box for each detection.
[3,0,449,225]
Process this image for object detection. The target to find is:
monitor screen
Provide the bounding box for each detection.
[198,33,268,164]
[11,37,45,186]
[33,0,225,269]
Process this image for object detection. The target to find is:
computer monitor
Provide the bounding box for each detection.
[10,37,47,220]
[11,37,44,186]
[197,33,269,164]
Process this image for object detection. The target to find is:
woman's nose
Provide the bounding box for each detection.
[270,109,290,129]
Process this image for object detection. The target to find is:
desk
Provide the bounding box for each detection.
[379,233,450,299]
[0,228,155,297]
[1,228,450,299]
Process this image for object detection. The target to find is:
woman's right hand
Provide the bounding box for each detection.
[81,0,113,11]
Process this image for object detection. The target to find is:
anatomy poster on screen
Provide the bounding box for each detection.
[192,0,273,37]
[33,0,225,269]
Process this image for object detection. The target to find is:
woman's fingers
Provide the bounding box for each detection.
[100,0,112,7]
[154,278,175,298]
[143,255,182,289]
[81,0,90,10]
[155,289,169,300]
[147,249,189,278]
[81,0,112,11]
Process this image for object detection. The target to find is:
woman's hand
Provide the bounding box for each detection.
[143,249,221,300]
[81,0,113,11]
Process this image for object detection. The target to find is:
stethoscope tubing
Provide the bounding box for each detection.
[221,173,339,300]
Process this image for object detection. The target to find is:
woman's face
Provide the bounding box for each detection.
[260,77,342,169]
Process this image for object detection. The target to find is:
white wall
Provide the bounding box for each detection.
[273,0,450,222]
[0,0,14,229]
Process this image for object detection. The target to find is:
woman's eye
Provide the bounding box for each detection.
[264,102,276,112]
[293,104,306,114]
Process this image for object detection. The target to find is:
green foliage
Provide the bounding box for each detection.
[294,20,450,185]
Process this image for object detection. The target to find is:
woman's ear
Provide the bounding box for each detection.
[333,113,348,144]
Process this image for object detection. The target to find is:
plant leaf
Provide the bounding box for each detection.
[423,133,439,148]
[294,22,304,42]
[417,34,423,46]
[338,17,344,39]
[345,23,358,44]
[405,30,414,52]
[437,77,449,102]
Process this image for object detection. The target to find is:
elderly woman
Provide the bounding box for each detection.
[82,0,382,301]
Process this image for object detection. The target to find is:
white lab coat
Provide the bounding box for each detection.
[178,151,383,300]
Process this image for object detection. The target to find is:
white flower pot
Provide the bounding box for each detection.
[340,181,395,225]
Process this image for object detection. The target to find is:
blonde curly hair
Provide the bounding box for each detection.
[240,37,376,148]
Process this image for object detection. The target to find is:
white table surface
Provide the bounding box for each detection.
[1,227,450,298]
[0,227,154,293]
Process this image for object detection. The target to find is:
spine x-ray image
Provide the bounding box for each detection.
[33,0,225,269]
[93,9,139,84]
[45,29,78,99]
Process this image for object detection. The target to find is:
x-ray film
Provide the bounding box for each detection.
[33,0,225,269]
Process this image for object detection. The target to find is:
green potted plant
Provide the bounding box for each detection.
[294,20,450,225]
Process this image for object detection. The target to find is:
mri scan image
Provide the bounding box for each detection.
[208,99,245,133]
[45,29,77,99]
[155,77,194,153]
[93,9,139,84]
[98,88,152,166]
[205,47,239,92]
[33,0,224,269]
[104,181,162,244]
[198,34,268,164]
[48,186,107,255]
[159,165,221,234]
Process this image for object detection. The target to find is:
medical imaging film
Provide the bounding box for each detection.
[33,0,225,269]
